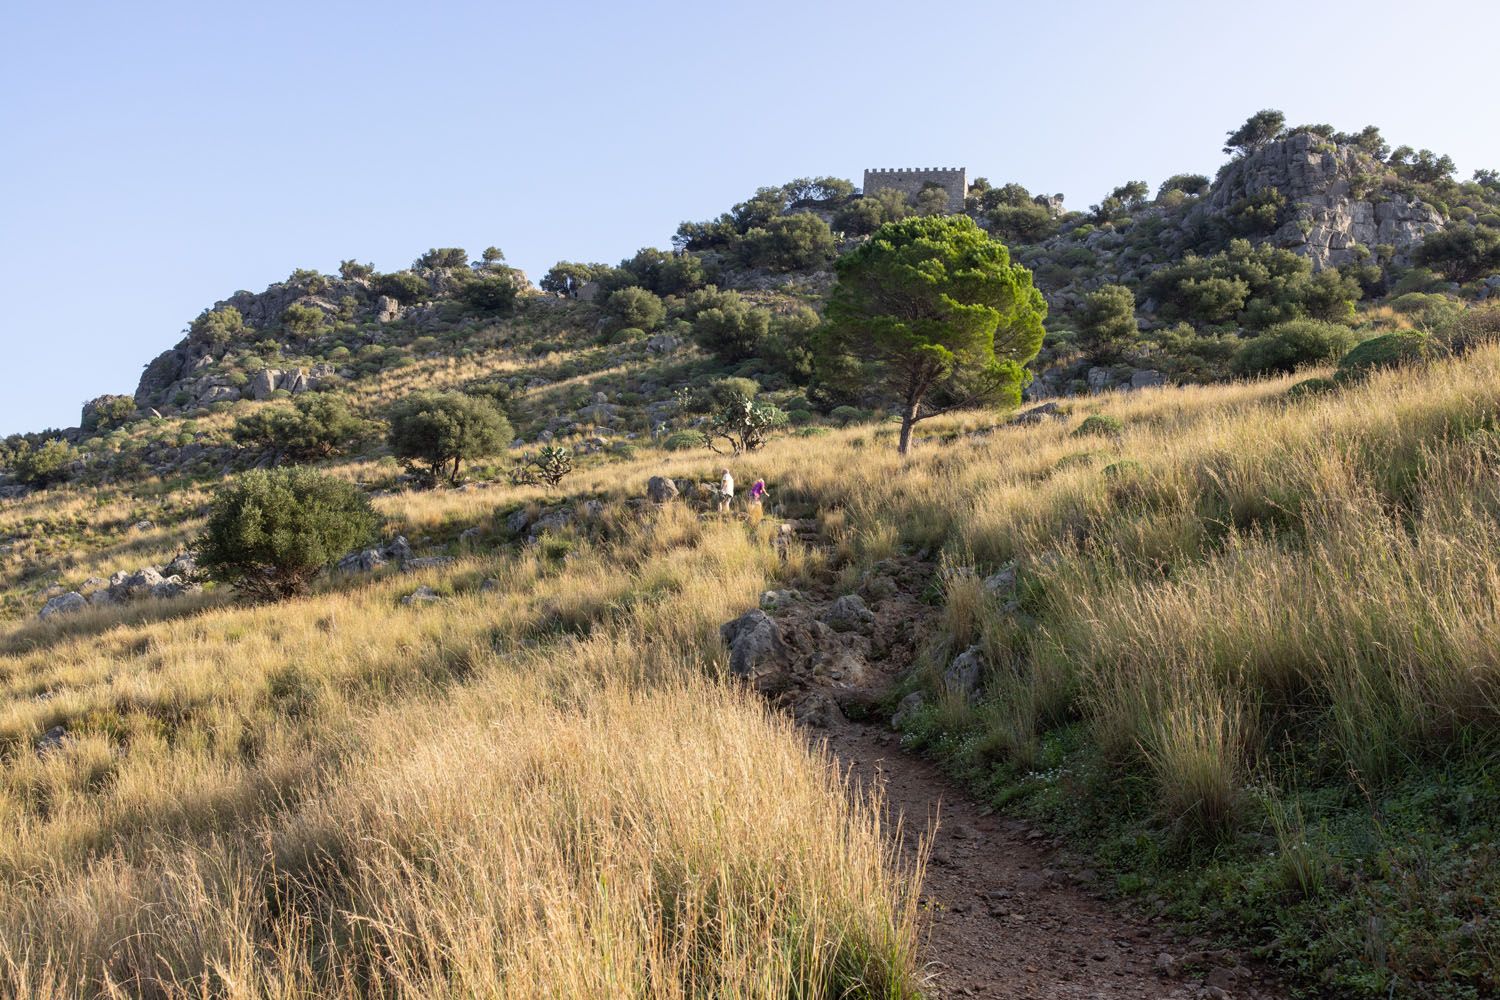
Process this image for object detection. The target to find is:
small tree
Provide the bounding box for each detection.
[81,395,137,433]
[187,306,246,348]
[281,303,326,339]
[1076,285,1139,363]
[414,247,468,270]
[1415,225,1500,284]
[1224,109,1286,155]
[198,468,380,601]
[9,438,78,487]
[604,286,666,331]
[1231,320,1357,376]
[233,394,377,463]
[813,215,1046,454]
[478,246,507,268]
[376,271,429,305]
[339,259,374,280]
[704,391,788,455]
[462,273,518,314]
[387,392,512,487]
[509,445,574,488]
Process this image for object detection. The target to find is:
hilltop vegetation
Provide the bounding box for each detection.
[2,111,1500,998]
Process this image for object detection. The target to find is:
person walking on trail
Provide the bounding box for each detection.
[719,468,735,514]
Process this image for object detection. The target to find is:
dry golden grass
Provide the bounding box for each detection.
[0,493,920,997]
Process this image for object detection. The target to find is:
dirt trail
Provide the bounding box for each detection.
[734,540,1287,999]
[822,720,1285,999]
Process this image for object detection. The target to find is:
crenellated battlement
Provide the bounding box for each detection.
[862,166,968,211]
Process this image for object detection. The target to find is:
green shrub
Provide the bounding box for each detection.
[233,395,377,463]
[197,468,380,601]
[1335,332,1431,382]
[604,286,666,332]
[663,431,705,451]
[462,273,518,315]
[80,395,137,433]
[1073,414,1125,437]
[387,392,512,487]
[1230,320,1357,376]
[8,438,78,487]
[829,405,871,426]
[1285,377,1338,399]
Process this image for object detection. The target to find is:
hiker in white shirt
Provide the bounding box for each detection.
[719,468,734,514]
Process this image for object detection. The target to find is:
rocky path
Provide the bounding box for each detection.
[822,720,1286,1000]
[724,542,1288,999]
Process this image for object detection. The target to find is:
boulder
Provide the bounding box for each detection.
[719,609,790,683]
[759,589,800,611]
[459,526,483,546]
[200,385,241,404]
[401,586,442,606]
[35,725,70,755]
[506,508,534,535]
[891,691,926,729]
[385,536,413,562]
[645,333,682,354]
[1011,401,1066,425]
[250,369,284,401]
[375,295,402,323]
[943,645,985,701]
[982,564,1017,595]
[1129,369,1164,389]
[339,548,387,573]
[824,594,875,633]
[164,553,198,580]
[108,567,165,602]
[150,575,193,599]
[39,592,88,620]
[402,556,456,572]
[646,476,679,503]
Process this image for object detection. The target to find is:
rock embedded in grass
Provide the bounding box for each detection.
[38,591,88,620]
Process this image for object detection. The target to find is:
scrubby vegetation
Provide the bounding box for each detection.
[4,108,1500,999]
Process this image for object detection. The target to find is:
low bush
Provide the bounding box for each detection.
[1231,319,1357,376]
[1336,331,1431,382]
[198,467,380,601]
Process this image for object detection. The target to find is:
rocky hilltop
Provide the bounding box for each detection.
[1201,131,1443,268]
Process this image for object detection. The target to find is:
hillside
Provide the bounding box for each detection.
[2,112,1500,998]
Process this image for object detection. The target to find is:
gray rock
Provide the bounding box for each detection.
[580,499,605,519]
[479,577,501,593]
[375,294,402,323]
[250,368,284,401]
[400,586,441,606]
[1129,369,1164,389]
[527,510,572,540]
[891,691,926,729]
[163,553,198,580]
[646,476,679,503]
[39,592,88,620]
[982,564,1017,595]
[384,536,413,562]
[759,589,800,611]
[35,725,70,754]
[943,645,985,701]
[339,548,387,573]
[506,508,534,534]
[719,609,789,683]
[824,594,875,633]
[459,527,483,546]
[108,567,165,602]
[200,385,241,404]
[1011,401,1066,425]
[645,333,682,354]
[150,575,189,599]
[402,556,456,572]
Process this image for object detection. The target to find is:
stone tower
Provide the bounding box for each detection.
[862,167,968,212]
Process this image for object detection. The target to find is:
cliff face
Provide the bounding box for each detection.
[1203,132,1443,269]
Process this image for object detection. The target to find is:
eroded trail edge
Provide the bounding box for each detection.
[722,541,1286,999]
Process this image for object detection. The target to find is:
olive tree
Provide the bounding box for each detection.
[198,468,380,601]
[387,392,512,487]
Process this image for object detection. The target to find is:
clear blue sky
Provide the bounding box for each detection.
[3,0,1496,435]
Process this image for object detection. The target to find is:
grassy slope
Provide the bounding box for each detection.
[0,470,922,996]
[6,308,1500,995]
